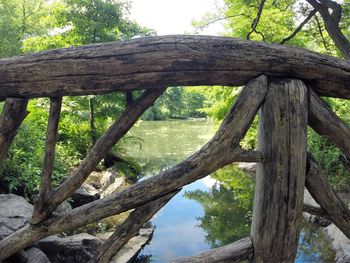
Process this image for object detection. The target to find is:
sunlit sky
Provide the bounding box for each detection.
[129,0,224,36]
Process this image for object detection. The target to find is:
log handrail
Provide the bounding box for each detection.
[0,35,349,99]
[0,35,350,262]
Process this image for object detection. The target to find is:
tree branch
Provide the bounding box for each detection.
[315,15,331,53]
[247,0,267,40]
[307,0,350,59]
[280,9,317,45]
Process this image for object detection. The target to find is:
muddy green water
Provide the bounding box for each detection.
[124,119,335,263]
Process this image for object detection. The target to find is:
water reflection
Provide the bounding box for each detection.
[129,119,335,262]
[184,166,253,248]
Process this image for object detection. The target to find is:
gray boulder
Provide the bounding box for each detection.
[323,224,350,263]
[26,247,51,263]
[71,183,100,208]
[0,194,33,239]
[36,233,102,263]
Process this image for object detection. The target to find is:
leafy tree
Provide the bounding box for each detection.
[194,0,350,191]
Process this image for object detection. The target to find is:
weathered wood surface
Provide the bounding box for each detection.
[32,97,62,224]
[170,237,252,263]
[0,36,349,99]
[31,88,165,224]
[306,154,350,239]
[89,191,178,263]
[303,203,330,220]
[251,79,308,263]
[309,89,350,160]
[0,76,267,260]
[0,99,28,164]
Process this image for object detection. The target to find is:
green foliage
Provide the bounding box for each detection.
[193,0,350,191]
[185,165,254,247]
[141,87,208,120]
[2,100,68,196]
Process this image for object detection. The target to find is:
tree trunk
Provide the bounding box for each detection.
[251,78,308,262]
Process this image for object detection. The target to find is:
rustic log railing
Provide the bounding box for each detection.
[0,35,349,262]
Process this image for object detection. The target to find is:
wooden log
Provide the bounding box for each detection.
[309,89,350,160]
[31,88,165,224]
[32,97,62,223]
[89,191,179,263]
[251,78,308,263]
[0,75,267,260]
[306,153,350,239]
[170,237,252,263]
[0,36,349,99]
[303,204,330,219]
[0,98,28,165]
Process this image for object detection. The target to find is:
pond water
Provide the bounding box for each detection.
[125,119,335,263]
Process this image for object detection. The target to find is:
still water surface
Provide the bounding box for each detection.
[125,119,335,263]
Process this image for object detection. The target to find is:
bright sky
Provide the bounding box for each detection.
[129,0,224,36]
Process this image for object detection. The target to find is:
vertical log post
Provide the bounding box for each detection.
[250,79,308,262]
[0,98,29,166]
[32,97,62,223]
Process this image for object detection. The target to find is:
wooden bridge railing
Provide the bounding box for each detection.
[0,35,350,263]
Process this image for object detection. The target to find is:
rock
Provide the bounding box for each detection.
[71,183,100,208]
[36,233,102,263]
[238,162,256,178]
[323,224,350,263]
[26,248,51,263]
[110,228,154,263]
[100,169,118,191]
[0,194,33,239]
[54,201,72,215]
[86,171,103,189]
[100,177,125,198]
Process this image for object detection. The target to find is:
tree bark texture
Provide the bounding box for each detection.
[32,97,62,224]
[0,98,28,165]
[0,76,267,260]
[89,191,178,263]
[251,79,308,263]
[170,237,252,263]
[0,36,349,99]
[306,154,350,239]
[306,0,350,60]
[31,88,166,224]
[309,88,350,161]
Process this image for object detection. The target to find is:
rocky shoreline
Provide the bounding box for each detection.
[0,169,152,263]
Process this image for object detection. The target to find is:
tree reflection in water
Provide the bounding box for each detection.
[184,165,254,248]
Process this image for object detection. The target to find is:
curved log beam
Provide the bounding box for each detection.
[309,89,350,160]
[0,75,267,260]
[306,153,350,239]
[0,36,349,99]
[170,237,252,263]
